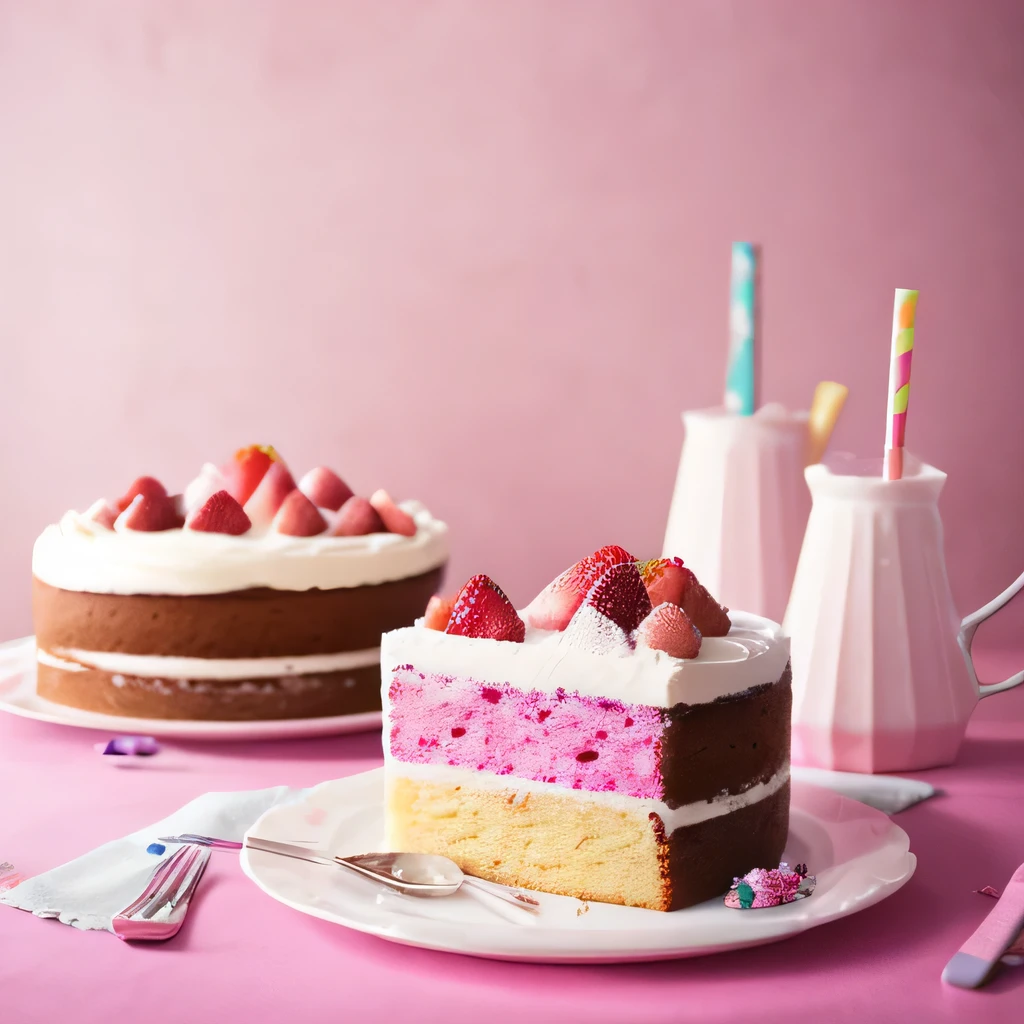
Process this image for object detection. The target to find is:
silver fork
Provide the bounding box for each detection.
[112,844,210,941]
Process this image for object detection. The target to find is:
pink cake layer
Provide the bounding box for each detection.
[387,666,665,799]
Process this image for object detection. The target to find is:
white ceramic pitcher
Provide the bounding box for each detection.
[784,456,1024,773]
[662,405,811,624]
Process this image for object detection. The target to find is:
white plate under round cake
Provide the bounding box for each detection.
[29,445,448,723]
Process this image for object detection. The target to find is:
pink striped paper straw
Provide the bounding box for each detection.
[884,289,918,480]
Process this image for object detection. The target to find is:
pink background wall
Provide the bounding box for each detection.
[2,1,1022,646]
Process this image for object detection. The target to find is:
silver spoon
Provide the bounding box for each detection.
[159,834,540,913]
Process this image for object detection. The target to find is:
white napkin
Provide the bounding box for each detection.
[0,785,305,932]
[792,765,937,814]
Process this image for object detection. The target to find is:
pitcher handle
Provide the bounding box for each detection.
[958,569,1024,699]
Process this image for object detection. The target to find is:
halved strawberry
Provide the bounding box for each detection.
[84,499,118,529]
[369,489,417,536]
[635,602,702,659]
[116,476,167,512]
[330,496,386,536]
[445,574,525,642]
[115,493,182,532]
[184,463,229,513]
[423,595,456,631]
[581,562,652,634]
[638,556,731,637]
[272,490,328,536]
[186,490,252,535]
[243,462,296,527]
[222,445,280,505]
[523,544,636,631]
[678,575,731,637]
[562,562,652,655]
[298,467,354,512]
[638,556,691,608]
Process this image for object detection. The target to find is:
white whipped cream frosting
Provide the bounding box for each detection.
[381,610,790,708]
[33,501,448,596]
[37,646,381,680]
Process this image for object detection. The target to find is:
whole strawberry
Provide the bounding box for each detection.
[446,575,526,643]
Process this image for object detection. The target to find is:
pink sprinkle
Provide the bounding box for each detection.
[0,862,24,893]
[742,866,804,908]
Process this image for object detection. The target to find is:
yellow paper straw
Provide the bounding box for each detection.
[807,381,849,464]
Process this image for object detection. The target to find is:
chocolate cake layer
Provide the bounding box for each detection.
[663,778,791,910]
[33,567,444,658]
[37,661,382,721]
[660,663,793,808]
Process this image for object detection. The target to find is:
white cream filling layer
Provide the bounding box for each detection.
[38,646,380,680]
[382,610,789,707]
[32,500,448,595]
[385,757,790,834]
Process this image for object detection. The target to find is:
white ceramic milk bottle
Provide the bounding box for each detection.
[662,405,810,624]
[784,455,1024,773]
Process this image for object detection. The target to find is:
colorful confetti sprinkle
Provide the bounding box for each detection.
[725,862,816,910]
[101,736,160,757]
[146,843,166,856]
[0,861,25,893]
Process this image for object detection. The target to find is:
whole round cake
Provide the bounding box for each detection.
[382,546,790,911]
[32,446,448,721]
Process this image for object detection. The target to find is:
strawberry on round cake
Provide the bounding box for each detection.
[382,546,791,911]
[32,446,448,721]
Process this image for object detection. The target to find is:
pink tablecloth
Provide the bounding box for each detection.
[2,650,1022,1024]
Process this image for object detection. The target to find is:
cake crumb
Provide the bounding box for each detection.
[576,901,590,917]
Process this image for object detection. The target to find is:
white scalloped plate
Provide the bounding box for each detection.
[240,767,916,963]
[0,636,381,740]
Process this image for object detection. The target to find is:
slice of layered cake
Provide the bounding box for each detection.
[383,547,790,911]
[33,446,448,721]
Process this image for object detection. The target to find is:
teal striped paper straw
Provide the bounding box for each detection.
[725,242,758,415]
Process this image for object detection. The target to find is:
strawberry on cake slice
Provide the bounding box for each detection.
[31,446,448,722]
[382,546,791,911]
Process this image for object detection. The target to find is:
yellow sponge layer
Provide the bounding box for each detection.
[386,772,669,911]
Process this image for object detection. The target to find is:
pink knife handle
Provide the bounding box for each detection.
[962,865,1024,960]
[943,863,1024,988]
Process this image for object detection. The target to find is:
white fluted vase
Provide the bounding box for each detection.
[663,407,810,624]
[784,461,976,773]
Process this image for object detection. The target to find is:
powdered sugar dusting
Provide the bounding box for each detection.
[561,606,634,656]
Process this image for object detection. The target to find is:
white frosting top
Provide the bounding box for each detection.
[33,501,448,595]
[381,611,789,708]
